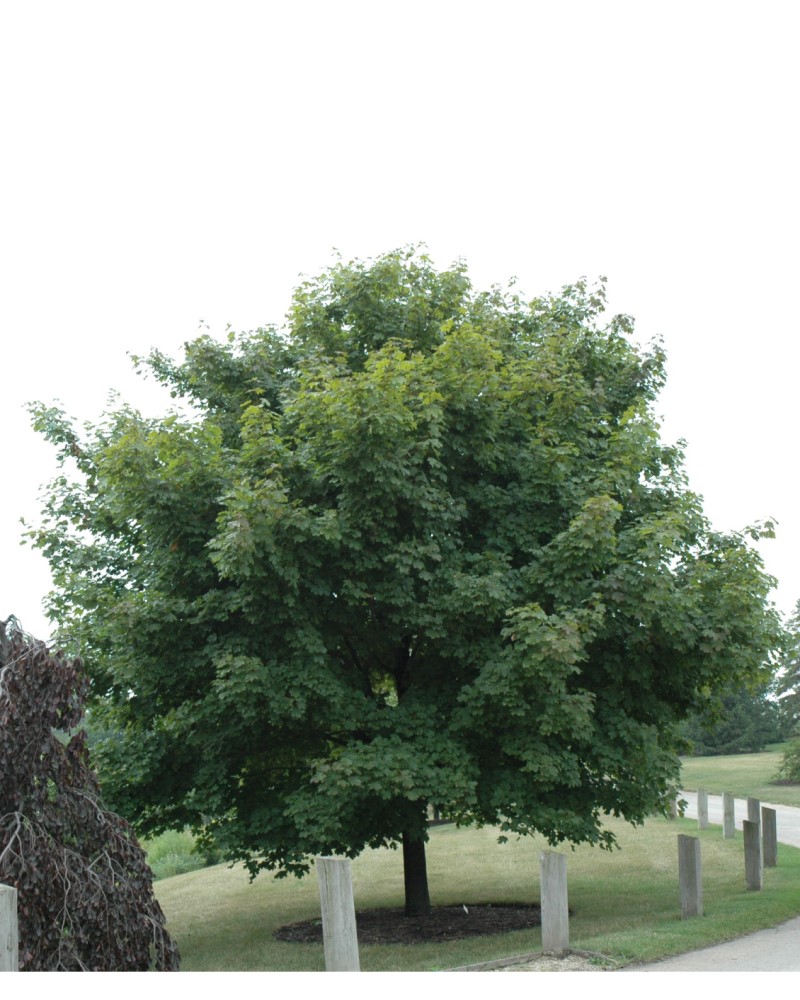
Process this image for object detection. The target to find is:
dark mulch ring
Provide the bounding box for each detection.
[274,903,542,945]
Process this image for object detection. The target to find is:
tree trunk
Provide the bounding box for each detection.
[402,831,431,917]
[395,639,431,917]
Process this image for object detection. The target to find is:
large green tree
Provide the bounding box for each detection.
[28,248,782,916]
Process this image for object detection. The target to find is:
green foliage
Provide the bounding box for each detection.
[26,247,783,905]
[775,740,800,784]
[142,828,221,880]
[679,682,785,756]
[777,598,800,728]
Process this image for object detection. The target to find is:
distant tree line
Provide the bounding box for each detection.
[680,596,800,762]
[679,682,788,757]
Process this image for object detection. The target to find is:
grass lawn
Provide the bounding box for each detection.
[154,811,800,971]
[680,743,800,807]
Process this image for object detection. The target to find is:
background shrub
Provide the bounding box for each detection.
[143,828,222,880]
[775,740,800,785]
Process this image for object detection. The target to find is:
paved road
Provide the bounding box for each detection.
[621,792,800,972]
[679,790,800,848]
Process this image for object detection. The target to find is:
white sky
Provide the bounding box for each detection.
[2,0,799,644]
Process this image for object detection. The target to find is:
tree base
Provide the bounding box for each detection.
[274,903,543,944]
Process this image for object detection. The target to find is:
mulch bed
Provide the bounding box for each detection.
[274,903,542,945]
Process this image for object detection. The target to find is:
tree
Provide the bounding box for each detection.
[679,681,785,756]
[775,740,800,784]
[0,618,179,970]
[773,599,800,783]
[27,248,782,918]
[777,598,800,730]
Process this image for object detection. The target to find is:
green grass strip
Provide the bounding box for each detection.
[154,813,800,971]
[680,745,800,807]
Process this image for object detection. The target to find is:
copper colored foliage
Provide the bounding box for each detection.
[0,619,180,971]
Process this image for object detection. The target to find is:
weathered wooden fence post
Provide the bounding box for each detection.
[747,797,761,831]
[539,851,569,955]
[668,796,678,820]
[743,820,763,891]
[316,857,360,971]
[723,792,735,839]
[0,884,19,972]
[762,807,778,868]
[697,789,709,830]
[677,835,703,918]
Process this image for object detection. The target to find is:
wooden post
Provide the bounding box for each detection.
[697,789,709,830]
[0,884,19,972]
[539,851,569,955]
[762,807,777,867]
[677,835,703,918]
[667,796,678,820]
[723,792,735,839]
[316,857,360,971]
[746,797,762,866]
[743,820,763,891]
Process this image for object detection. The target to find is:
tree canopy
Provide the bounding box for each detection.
[27,248,782,915]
